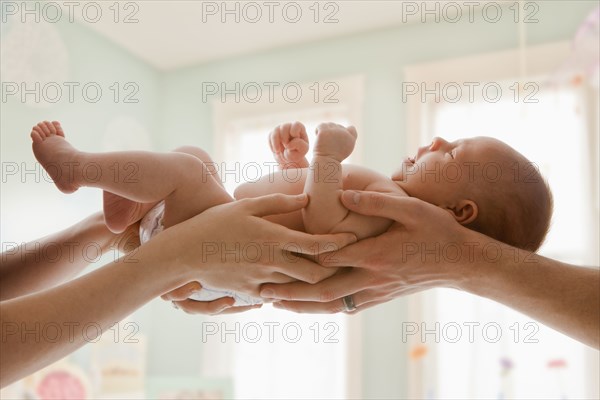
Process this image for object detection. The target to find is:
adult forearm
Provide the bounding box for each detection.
[456,240,600,349]
[0,240,189,387]
[0,212,117,300]
[0,194,357,386]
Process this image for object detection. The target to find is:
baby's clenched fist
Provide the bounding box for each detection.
[269,121,310,168]
[313,123,357,161]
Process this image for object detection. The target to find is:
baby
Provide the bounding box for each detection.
[30,120,553,305]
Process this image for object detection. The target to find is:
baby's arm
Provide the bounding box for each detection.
[328,173,407,239]
[236,121,309,200]
[235,122,405,238]
[303,123,405,239]
[302,123,356,234]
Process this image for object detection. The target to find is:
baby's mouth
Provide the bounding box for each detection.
[408,156,416,164]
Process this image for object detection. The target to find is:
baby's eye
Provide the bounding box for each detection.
[448,151,455,159]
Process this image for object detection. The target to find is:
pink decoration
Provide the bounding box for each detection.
[36,370,87,400]
[547,359,567,369]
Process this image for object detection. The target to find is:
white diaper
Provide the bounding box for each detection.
[139,201,166,243]
[139,201,263,306]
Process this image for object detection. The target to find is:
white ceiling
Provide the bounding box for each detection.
[79,1,448,70]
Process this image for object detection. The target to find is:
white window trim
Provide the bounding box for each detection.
[211,74,366,399]
[404,41,572,150]
[403,41,599,399]
[212,75,366,166]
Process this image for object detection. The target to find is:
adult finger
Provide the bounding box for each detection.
[244,194,356,249]
[161,281,202,301]
[272,289,374,314]
[273,299,346,314]
[215,304,263,314]
[270,257,337,284]
[316,238,379,268]
[339,298,390,314]
[340,191,425,223]
[246,193,309,217]
[260,269,365,302]
[275,229,357,256]
[173,297,235,315]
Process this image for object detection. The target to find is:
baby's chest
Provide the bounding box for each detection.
[341,165,404,194]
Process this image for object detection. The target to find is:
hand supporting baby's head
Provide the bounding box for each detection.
[394,136,553,252]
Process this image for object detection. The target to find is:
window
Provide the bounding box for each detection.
[429,84,593,400]
[404,43,599,399]
[208,76,366,399]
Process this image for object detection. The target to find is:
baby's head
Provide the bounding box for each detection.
[392,137,553,251]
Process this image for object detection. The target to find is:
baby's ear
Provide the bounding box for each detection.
[445,200,478,225]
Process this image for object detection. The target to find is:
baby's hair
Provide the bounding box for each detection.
[466,147,554,252]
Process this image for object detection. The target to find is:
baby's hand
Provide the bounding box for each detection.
[314,123,357,161]
[269,121,310,169]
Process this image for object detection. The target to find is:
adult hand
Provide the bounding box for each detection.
[260,190,472,313]
[161,282,263,315]
[158,193,357,314]
[107,219,246,315]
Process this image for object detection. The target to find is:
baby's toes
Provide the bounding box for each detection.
[37,122,51,136]
[52,121,65,137]
[32,125,43,136]
[44,120,56,135]
[31,128,43,143]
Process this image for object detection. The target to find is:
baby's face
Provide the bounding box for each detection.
[392,136,507,207]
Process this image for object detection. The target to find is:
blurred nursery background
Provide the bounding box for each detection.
[1,1,599,399]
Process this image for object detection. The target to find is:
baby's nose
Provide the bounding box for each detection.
[429,137,448,151]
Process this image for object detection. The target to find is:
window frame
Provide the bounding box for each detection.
[211,74,366,399]
[403,41,600,399]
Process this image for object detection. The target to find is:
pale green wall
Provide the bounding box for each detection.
[1,1,596,398]
[0,22,161,170]
[0,12,170,385]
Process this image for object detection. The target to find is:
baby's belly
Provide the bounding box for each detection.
[233,164,381,232]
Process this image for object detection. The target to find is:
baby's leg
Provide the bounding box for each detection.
[102,146,226,232]
[160,145,233,228]
[31,121,232,231]
[102,192,157,233]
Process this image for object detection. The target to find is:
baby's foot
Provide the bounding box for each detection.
[31,121,82,194]
[314,123,357,161]
[269,121,310,169]
[103,191,157,234]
